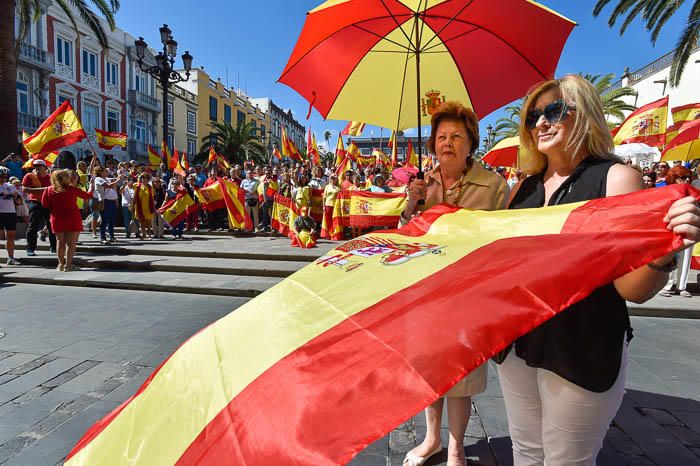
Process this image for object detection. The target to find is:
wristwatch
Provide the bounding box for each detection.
[647,256,678,273]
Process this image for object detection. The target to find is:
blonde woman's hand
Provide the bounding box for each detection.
[664,196,700,249]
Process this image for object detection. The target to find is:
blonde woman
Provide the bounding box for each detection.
[132,173,155,240]
[41,169,93,271]
[497,75,700,466]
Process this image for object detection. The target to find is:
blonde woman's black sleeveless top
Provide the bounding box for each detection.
[509,158,631,393]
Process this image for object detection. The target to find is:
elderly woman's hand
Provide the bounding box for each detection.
[404,178,427,217]
[664,196,700,249]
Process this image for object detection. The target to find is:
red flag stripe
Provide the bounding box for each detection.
[176,188,686,465]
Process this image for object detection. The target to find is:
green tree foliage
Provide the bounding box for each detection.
[200,121,267,166]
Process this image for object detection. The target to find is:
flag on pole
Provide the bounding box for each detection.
[341,121,366,137]
[22,152,59,169]
[311,133,320,164]
[219,178,250,230]
[161,141,172,169]
[181,152,190,171]
[346,140,360,162]
[64,185,693,466]
[334,134,346,166]
[660,119,700,162]
[281,127,292,158]
[170,148,181,171]
[158,191,195,226]
[613,96,669,148]
[95,129,127,150]
[671,103,700,125]
[272,146,282,161]
[389,131,398,167]
[147,145,161,168]
[406,140,418,168]
[194,182,226,211]
[207,147,218,166]
[23,100,87,155]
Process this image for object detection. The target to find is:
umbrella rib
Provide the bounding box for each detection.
[419,0,477,52]
[422,27,478,53]
[394,41,413,135]
[428,15,549,80]
[352,24,412,52]
[378,0,415,50]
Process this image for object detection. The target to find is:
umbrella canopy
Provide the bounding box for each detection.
[661,119,700,162]
[279,0,576,131]
[482,136,520,167]
[392,165,418,184]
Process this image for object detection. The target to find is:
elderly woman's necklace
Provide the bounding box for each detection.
[443,168,468,200]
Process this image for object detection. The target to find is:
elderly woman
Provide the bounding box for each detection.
[498,75,700,466]
[402,101,508,466]
[133,173,155,240]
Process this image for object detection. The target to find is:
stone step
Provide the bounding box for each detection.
[0,266,281,298]
[11,252,306,278]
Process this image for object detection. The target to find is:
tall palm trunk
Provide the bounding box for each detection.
[0,0,19,156]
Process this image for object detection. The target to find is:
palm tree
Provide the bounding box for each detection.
[582,73,637,126]
[593,0,700,86]
[324,130,331,153]
[200,121,267,166]
[1,0,119,156]
[493,101,523,142]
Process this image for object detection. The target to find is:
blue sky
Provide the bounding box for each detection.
[116,0,691,150]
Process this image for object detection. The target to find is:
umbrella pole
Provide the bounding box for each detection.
[414,14,423,177]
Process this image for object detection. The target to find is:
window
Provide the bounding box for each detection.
[261,125,266,138]
[223,105,231,124]
[209,97,217,121]
[56,37,72,67]
[16,82,29,114]
[58,94,73,106]
[187,138,196,156]
[166,134,174,151]
[134,119,146,142]
[135,70,146,93]
[167,101,174,125]
[83,102,99,133]
[106,61,118,86]
[237,110,245,127]
[82,49,97,77]
[107,110,119,132]
[187,110,196,133]
[361,148,370,155]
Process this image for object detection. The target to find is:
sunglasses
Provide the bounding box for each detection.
[525,100,576,129]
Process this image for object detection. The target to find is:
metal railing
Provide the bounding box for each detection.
[17,112,44,133]
[128,90,161,113]
[18,43,55,72]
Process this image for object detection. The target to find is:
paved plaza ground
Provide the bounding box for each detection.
[0,232,699,465]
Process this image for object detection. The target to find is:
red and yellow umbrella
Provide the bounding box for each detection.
[661,119,700,162]
[482,136,520,167]
[279,0,576,171]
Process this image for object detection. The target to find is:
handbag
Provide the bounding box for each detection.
[93,199,104,212]
[13,196,23,206]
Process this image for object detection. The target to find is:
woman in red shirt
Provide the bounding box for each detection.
[41,169,93,272]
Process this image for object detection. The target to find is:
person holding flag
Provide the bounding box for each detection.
[401,101,508,466]
[132,173,156,241]
[240,169,261,233]
[497,75,700,466]
[22,159,56,256]
[258,166,278,233]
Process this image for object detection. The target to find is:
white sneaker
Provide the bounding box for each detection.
[5,258,17,266]
[56,264,64,272]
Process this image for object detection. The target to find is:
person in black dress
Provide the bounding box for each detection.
[497,74,700,466]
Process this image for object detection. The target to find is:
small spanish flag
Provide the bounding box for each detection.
[170,148,180,171]
[158,190,195,226]
[281,127,292,158]
[661,119,700,162]
[23,101,87,155]
[95,128,127,150]
[671,102,700,125]
[334,134,346,166]
[406,140,418,168]
[341,121,366,137]
[161,140,172,169]
[272,146,282,160]
[194,181,226,211]
[613,96,669,148]
[22,152,59,169]
[181,151,190,171]
[147,145,161,168]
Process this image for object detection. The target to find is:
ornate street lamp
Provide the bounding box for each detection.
[134,25,193,154]
[483,124,495,151]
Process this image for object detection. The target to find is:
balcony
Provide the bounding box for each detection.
[17,112,44,134]
[18,43,55,73]
[128,140,149,159]
[128,90,161,113]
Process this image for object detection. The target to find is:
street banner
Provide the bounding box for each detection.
[271,194,299,237]
[95,128,127,150]
[65,185,694,466]
[194,182,226,212]
[219,178,250,230]
[612,96,669,148]
[158,191,194,227]
[23,101,87,155]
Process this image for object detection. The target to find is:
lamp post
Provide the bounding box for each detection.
[483,124,496,152]
[134,25,193,155]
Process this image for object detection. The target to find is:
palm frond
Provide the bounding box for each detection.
[669,4,700,86]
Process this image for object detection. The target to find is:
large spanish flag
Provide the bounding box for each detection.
[341,121,365,137]
[65,185,695,466]
[348,190,406,227]
[158,191,195,227]
[219,178,250,230]
[672,102,700,125]
[310,188,325,223]
[95,128,127,150]
[194,182,226,211]
[613,96,669,148]
[661,119,700,162]
[271,193,300,237]
[147,145,162,168]
[23,101,87,155]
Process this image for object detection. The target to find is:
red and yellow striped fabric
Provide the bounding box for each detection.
[158,191,194,227]
[612,96,668,148]
[147,145,162,169]
[219,178,250,230]
[271,194,300,237]
[691,243,700,270]
[329,190,407,233]
[65,185,694,466]
[23,101,87,155]
[194,182,225,212]
[95,128,127,150]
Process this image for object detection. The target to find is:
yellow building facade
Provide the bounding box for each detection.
[174,68,268,157]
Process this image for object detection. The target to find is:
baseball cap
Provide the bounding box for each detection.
[32,159,47,167]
